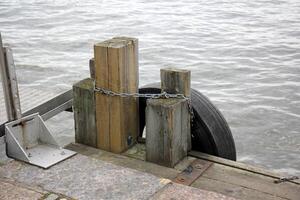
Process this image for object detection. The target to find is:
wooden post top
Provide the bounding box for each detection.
[161,68,191,97]
[147,98,187,107]
[94,38,137,49]
[161,67,191,73]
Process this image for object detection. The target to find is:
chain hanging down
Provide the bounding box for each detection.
[94,86,194,123]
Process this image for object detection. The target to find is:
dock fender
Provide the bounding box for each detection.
[138,83,237,161]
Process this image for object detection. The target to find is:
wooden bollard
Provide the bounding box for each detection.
[73,78,97,148]
[146,98,190,167]
[161,68,192,150]
[94,37,139,153]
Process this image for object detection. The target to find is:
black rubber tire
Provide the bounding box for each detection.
[138,84,237,161]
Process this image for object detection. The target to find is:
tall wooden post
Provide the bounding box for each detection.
[0,34,22,121]
[161,68,191,150]
[94,37,139,153]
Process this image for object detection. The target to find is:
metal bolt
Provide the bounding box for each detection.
[178,177,185,182]
[194,164,202,169]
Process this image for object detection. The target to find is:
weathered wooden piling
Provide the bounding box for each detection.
[146,98,190,167]
[161,68,192,150]
[73,78,97,147]
[94,37,139,153]
[146,68,191,167]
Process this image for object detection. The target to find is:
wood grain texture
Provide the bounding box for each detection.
[161,68,191,97]
[199,163,300,200]
[146,99,190,167]
[161,68,191,150]
[192,176,286,200]
[73,78,97,147]
[0,46,22,121]
[189,151,300,185]
[89,58,95,79]
[94,38,139,153]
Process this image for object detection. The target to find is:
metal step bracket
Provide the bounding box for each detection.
[5,113,76,168]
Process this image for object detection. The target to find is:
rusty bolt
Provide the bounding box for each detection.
[177,177,185,182]
[194,164,202,169]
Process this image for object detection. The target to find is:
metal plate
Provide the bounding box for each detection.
[173,159,212,185]
[26,144,76,169]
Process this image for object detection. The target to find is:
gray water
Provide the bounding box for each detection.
[0,0,299,175]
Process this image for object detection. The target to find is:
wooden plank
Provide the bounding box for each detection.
[114,37,139,152]
[94,41,110,151]
[108,41,125,153]
[94,38,139,153]
[192,176,286,200]
[146,98,190,167]
[189,151,300,185]
[160,68,192,150]
[201,163,300,200]
[73,78,97,147]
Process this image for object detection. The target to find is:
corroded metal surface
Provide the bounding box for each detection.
[0,154,168,200]
[173,159,212,185]
[149,182,236,200]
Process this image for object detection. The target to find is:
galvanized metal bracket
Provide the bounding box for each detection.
[5,113,76,169]
[173,159,212,185]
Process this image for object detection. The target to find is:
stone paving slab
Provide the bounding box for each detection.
[149,182,237,200]
[0,179,44,200]
[0,154,168,200]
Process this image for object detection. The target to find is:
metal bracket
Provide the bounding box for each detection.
[5,113,76,168]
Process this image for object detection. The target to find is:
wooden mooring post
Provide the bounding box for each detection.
[73,78,97,148]
[94,37,139,153]
[146,68,191,167]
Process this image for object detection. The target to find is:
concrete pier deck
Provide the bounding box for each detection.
[0,153,234,200]
[0,143,299,200]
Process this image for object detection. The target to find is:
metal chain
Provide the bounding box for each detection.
[94,86,194,122]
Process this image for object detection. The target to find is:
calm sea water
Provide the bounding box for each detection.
[0,0,299,175]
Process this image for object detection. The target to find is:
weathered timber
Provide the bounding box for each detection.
[89,58,95,79]
[94,37,139,153]
[146,98,190,167]
[161,68,191,150]
[200,163,300,200]
[192,176,286,200]
[73,78,97,147]
[189,151,300,185]
[161,68,191,97]
[0,38,22,121]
